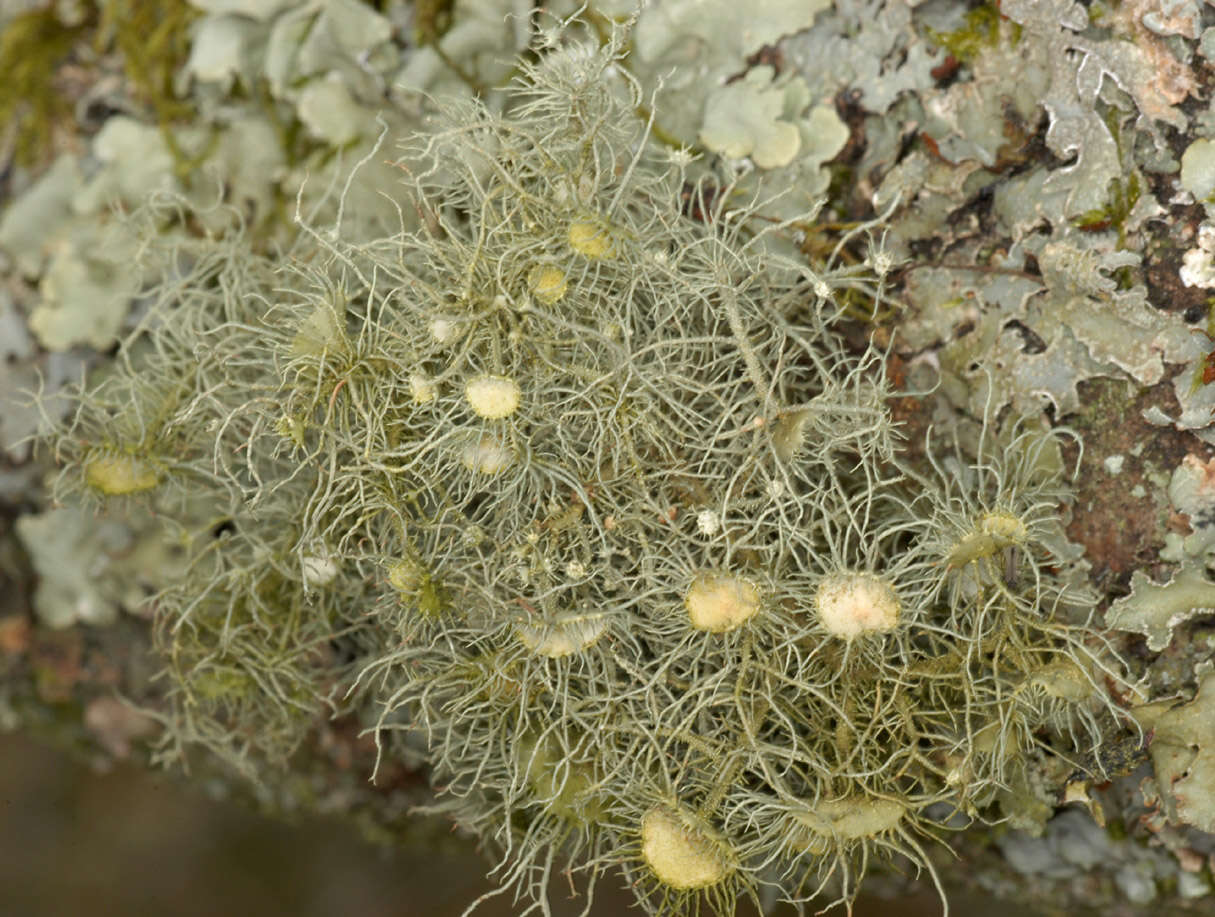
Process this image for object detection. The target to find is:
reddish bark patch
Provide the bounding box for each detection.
[1062,376,1206,590]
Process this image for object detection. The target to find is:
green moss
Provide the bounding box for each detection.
[0,1,205,171]
[1072,173,1139,234]
[924,4,1015,64]
[1072,109,1141,248]
[0,7,91,167]
[96,0,207,177]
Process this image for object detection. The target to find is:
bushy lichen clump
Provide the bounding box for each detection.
[47,21,1131,917]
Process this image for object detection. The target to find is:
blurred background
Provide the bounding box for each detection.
[0,730,1016,917]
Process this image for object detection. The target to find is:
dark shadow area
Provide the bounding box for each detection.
[0,731,1021,917]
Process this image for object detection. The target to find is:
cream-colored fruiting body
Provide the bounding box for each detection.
[641,807,729,890]
[386,559,419,593]
[301,548,339,587]
[814,572,899,638]
[790,796,906,854]
[460,435,512,474]
[465,375,521,419]
[409,372,437,403]
[684,572,760,632]
[519,734,601,823]
[568,220,614,258]
[84,453,159,495]
[1031,657,1096,702]
[516,614,608,657]
[696,509,720,537]
[946,510,1029,568]
[770,409,810,463]
[528,264,568,304]
[428,316,460,344]
[982,511,1027,541]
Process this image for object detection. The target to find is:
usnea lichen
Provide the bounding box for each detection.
[45,17,1134,917]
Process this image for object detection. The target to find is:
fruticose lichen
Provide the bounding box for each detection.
[42,18,1135,917]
